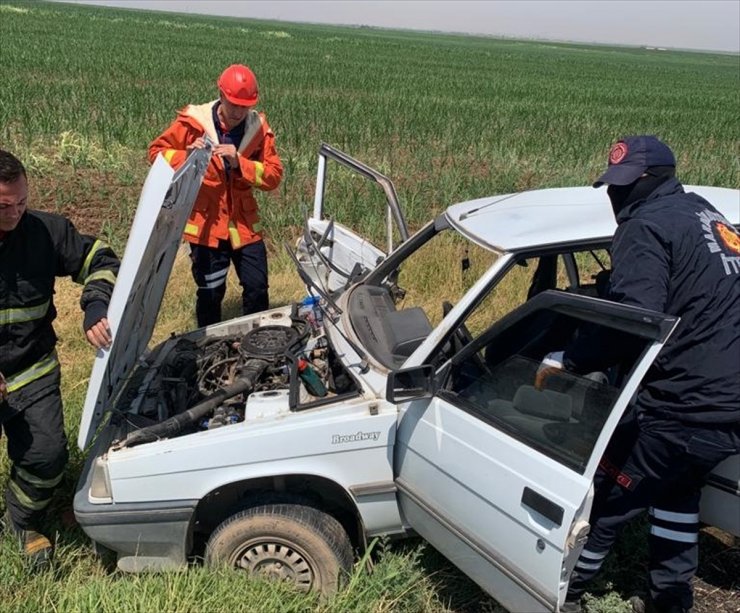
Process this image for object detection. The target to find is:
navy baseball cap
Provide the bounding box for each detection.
[593,135,676,188]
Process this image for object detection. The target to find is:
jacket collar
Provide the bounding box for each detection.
[615,177,685,223]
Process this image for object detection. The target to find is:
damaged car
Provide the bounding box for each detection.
[74,143,740,611]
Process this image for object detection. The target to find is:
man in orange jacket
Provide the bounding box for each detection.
[149,64,283,326]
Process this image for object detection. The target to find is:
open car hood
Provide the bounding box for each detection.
[77,147,211,450]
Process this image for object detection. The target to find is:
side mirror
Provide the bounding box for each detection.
[386,365,436,403]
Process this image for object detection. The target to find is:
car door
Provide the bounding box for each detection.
[292,143,409,294]
[393,290,678,612]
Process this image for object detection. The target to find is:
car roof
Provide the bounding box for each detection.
[445,185,740,253]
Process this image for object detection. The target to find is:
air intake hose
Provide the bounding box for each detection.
[115,359,269,449]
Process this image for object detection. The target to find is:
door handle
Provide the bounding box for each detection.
[522,487,564,526]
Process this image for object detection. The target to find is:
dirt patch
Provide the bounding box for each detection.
[28,165,144,242]
[694,528,740,612]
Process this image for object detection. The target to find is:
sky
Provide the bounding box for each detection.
[63,0,740,53]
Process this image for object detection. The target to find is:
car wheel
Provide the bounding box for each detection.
[205,504,353,595]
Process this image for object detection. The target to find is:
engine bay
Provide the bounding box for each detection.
[109,305,359,449]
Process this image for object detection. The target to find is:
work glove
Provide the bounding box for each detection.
[534,351,565,390]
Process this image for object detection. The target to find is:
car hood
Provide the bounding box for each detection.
[77,148,211,450]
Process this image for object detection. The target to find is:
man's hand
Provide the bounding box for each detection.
[86,317,112,350]
[0,371,8,403]
[535,351,565,390]
[213,143,239,168]
[186,137,207,151]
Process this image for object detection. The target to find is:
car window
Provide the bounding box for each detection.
[439,305,646,473]
[386,230,501,328]
[320,161,402,251]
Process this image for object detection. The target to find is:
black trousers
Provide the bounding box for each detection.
[1,367,68,530]
[189,239,269,327]
[567,408,740,611]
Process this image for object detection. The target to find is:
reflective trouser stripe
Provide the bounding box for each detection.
[253,161,264,187]
[15,466,64,489]
[200,267,229,289]
[650,525,698,543]
[5,352,59,393]
[649,506,699,543]
[0,299,50,325]
[574,548,608,571]
[163,149,177,164]
[184,223,199,237]
[228,222,241,248]
[649,508,700,523]
[7,480,51,511]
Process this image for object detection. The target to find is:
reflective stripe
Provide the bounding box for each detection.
[6,352,59,393]
[76,239,110,284]
[580,548,608,561]
[0,300,50,325]
[184,223,199,236]
[25,534,52,555]
[84,270,117,286]
[204,267,229,282]
[199,267,229,289]
[8,480,51,511]
[15,466,64,489]
[163,149,177,164]
[649,508,700,524]
[253,161,264,187]
[650,525,698,543]
[201,277,227,290]
[228,222,241,247]
[575,559,603,571]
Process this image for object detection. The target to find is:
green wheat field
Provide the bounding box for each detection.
[0,1,738,612]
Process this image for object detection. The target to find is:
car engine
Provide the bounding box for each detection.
[111,310,357,449]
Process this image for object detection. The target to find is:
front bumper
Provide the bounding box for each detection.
[74,423,198,572]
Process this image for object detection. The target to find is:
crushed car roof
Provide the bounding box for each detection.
[446,185,740,252]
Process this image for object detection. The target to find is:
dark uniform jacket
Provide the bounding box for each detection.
[0,210,119,396]
[567,178,740,423]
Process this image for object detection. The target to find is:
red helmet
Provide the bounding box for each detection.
[217,64,259,106]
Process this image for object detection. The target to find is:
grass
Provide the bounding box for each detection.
[0,534,483,613]
[0,1,739,611]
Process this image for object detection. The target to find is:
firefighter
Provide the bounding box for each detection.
[536,136,740,613]
[148,63,283,327]
[0,150,119,569]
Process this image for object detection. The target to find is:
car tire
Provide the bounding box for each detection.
[205,503,353,595]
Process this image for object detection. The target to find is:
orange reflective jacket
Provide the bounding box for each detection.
[148,101,283,248]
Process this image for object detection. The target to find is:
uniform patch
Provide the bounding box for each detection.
[609,142,628,165]
[696,209,740,275]
[599,456,639,490]
[716,222,740,255]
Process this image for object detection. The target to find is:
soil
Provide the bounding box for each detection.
[29,167,143,239]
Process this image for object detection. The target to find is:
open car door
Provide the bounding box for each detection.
[292,143,409,294]
[391,291,678,612]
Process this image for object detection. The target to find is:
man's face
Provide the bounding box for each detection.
[0,175,28,232]
[218,95,254,129]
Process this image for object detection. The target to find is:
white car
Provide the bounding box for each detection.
[74,144,739,612]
